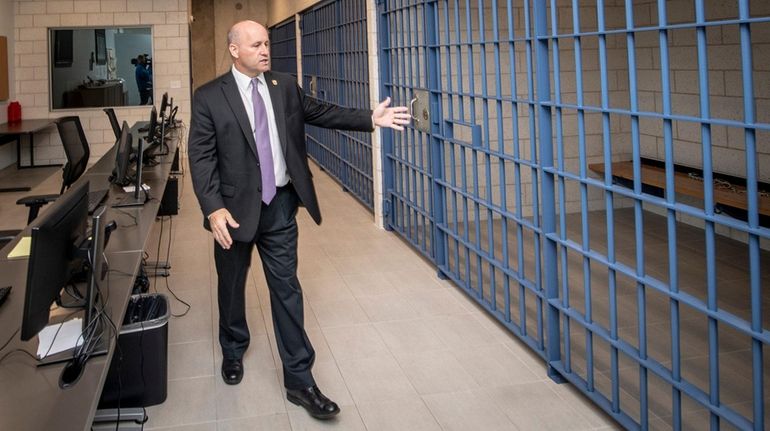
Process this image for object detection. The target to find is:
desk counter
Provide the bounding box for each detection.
[0,128,179,431]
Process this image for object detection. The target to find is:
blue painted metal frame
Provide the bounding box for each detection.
[301,0,374,211]
[379,1,769,430]
[378,0,436,260]
[379,0,553,358]
[268,18,297,76]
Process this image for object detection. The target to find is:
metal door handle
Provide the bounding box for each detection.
[409,97,419,121]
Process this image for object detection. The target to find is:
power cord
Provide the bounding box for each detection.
[151,215,190,317]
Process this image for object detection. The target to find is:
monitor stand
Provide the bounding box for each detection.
[112,187,149,208]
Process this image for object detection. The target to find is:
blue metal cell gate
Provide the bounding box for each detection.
[268,18,298,76]
[301,0,374,210]
[378,0,770,430]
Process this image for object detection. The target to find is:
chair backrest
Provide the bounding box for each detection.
[103,108,121,140]
[55,116,90,194]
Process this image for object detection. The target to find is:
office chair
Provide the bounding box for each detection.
[104,108,121,140]
[0,117,91,249]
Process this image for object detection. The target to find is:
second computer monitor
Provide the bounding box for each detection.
[144,106,162,158]
[159,92,169,120]
[110,121,133,187]
[21,181,89,341]
[84,205,108,328]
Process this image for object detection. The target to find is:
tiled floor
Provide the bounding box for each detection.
[1,155,766,430]
[128,161,620,430]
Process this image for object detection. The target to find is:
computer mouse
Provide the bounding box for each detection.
[59,355,87,389]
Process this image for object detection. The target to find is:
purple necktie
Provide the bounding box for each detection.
[251,77,276,204]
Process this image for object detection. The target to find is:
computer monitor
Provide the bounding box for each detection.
[159,92,169,120]
[147,105,158,143]
[144,106,164,160]
[21,181,89,341]
[112,121,148,208]
[109,121,133,187]
[167,105,178,129]
[83,205,109,330]
[168,97,174,120]
[55,204,113,379]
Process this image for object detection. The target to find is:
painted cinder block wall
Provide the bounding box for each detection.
[12,0,191,165]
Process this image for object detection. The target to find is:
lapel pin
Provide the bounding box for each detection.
[272,79,278,86]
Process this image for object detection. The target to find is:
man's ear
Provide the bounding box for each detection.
[228,44,238,59]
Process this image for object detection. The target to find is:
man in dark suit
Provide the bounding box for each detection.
[188,20,409,420]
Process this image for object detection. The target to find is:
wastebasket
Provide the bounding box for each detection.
[98,293,169,408]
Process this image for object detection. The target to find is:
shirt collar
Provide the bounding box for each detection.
[231,65,266,92]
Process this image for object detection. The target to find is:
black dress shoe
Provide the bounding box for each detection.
[286,385,340,419]
[221,358,243,385]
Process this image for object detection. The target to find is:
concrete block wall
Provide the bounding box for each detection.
[626,0,770,247]
[629,0,770,181]
[366,0,384,228]
[12,0,191,165]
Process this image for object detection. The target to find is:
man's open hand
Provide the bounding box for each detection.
[372,97,411,131]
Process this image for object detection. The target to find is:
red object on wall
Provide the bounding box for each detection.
[7,101,21,123]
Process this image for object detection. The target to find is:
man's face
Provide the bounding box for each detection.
[230,22,271,76]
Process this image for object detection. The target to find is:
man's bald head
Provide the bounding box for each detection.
[227,20,267,46]
[227,20,271,77]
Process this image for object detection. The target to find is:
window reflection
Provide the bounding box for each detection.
[49,27,153,110]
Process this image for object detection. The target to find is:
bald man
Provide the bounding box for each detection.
[188,20,409,419]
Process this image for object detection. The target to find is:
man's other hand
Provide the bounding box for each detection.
[372,97,411,131]
[208,208,240,249]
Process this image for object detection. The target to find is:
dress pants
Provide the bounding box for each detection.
[213,184,316,390]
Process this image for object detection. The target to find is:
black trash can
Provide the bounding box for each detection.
[98,293,169,408]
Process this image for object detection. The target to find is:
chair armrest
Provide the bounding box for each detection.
[16,194,59,207]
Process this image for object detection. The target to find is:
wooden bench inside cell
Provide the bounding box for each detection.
[588,160,770,218]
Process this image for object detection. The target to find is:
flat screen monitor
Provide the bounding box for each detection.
[144,106,163,159]
[109,121,132,187]
[167,105,178,128]
[147,105,158,143]
[159,92,169,120]
[84,205,108,329]
[21,181,89,341]
[112,120,148,208]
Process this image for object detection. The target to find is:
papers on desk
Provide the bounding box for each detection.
[122,183,150,193]
[37,318,84,359]
[7,236,31,259]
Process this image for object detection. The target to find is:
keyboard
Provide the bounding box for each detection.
[88,189,109,214]
[0,286,10,308]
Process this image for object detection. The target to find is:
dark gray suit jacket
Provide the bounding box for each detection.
[188,70,374,242]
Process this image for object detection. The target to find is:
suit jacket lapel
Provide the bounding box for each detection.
[220,72,258,160]
[265,71,288,156]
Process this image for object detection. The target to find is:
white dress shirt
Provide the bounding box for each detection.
[231,65,289,187]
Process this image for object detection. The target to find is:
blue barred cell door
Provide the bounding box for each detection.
[268,18,297,77]
[301,0,374,210]
[379,0,554,360]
